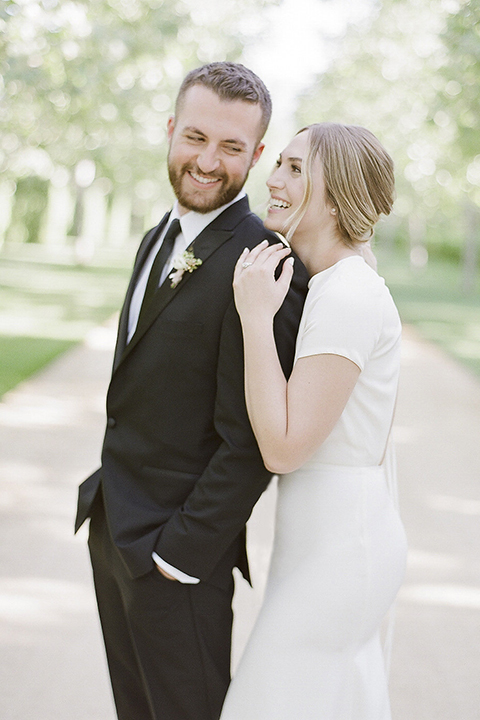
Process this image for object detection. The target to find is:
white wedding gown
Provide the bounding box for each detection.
[220,256,407,720]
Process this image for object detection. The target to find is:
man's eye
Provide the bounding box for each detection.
[225,146,242,154]
[187,135,204,142]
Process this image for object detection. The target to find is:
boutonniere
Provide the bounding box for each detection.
[169,249,203,288]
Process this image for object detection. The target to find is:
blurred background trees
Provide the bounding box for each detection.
[0,0,479,278]
[297,0,479,285]
[0,0,479,387]
[0,0,278,256]
[0,0,282,395]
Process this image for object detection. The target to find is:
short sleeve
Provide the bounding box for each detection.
[296,270,383,371]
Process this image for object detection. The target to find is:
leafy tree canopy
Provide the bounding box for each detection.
[0,0,279,198]
[297,0,480,248]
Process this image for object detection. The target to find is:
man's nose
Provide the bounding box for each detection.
[196,145,221,174]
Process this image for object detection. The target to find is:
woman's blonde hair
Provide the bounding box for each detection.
[285,123,395,247]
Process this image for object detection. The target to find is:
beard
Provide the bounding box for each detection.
[167,157,248,214]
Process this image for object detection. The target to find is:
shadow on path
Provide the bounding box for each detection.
[0,323,479,719]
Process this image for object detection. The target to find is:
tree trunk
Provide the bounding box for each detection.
[462,198,479,294]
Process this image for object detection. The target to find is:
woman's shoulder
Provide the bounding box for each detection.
[306,256,400,332]
[297,256,400,365]
[308,256,386,305]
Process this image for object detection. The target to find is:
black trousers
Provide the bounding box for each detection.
[88,493,235,720]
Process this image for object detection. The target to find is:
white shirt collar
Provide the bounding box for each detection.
[126,192,246,344]
[169,191,246,246]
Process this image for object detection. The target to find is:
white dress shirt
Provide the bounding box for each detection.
[127,193,245,583]
[127,193,245,344]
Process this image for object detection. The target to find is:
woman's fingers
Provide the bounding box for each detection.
[243,239,269,265]
[234,240,269,280]
[258,244,291,268]
[276,256,295,296]
[233,241,294,318]
[235,241,290,282]
[238,241,290,269]
[234,248,252,282]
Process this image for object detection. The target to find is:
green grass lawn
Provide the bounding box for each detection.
[1,245,479,399]
[0,248,132,397]
[377,250,480,378]
[0,335,74,397]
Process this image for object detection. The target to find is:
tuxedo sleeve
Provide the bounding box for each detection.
[153,260,308,582]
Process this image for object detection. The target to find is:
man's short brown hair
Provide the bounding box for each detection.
[175,62,272,140]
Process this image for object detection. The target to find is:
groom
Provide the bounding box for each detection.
[76,62,308,720]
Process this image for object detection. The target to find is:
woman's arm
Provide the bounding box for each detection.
[234,242,360,474]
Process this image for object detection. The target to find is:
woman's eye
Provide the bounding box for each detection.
[292,164,301,174]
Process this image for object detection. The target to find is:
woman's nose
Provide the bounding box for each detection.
[197,145,220,173]
[267,169,284,190]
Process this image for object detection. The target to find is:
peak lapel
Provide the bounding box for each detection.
[116,223,233,369]
[112,213,169,371]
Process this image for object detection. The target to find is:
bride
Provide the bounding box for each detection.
[220,123,407,720]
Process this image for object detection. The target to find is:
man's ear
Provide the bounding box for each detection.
[167,115,175,141]
[250,142,265,169]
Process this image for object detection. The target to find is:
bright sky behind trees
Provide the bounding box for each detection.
[1,0,478,271]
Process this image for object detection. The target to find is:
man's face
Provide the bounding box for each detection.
[167,85,265,215]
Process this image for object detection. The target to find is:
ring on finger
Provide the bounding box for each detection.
[242,261,253,268]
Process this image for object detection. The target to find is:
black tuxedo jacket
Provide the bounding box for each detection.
[76,196,308,585]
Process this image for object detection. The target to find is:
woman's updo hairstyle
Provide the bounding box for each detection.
[286,123,395,247]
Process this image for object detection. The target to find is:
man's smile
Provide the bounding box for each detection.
[188,171,222,186]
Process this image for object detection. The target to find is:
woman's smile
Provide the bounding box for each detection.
[267,196,292,214]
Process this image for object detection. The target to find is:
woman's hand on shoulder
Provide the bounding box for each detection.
[233,240,294,324]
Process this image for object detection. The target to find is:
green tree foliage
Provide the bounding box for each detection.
[296,0,479,260]
[438,0,480,204]
[0,0,279,199]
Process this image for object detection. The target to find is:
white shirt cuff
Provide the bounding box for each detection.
[152,552,200,584]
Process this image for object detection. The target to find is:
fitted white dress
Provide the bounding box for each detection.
[220,256,407,720]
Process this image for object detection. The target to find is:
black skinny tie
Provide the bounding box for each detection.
[138,219,181,321]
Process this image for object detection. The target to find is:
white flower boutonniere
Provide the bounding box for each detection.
[169,250,203,288]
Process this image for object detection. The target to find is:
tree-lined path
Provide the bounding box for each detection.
[0,322,479,719]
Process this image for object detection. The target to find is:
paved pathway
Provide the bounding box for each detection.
[0,322,479,719]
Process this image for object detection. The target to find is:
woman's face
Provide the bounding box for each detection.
[264,130,334,241]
